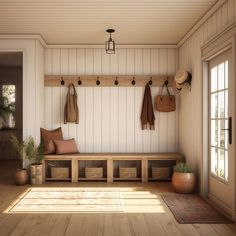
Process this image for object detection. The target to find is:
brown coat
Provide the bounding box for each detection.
[140,83,155,130]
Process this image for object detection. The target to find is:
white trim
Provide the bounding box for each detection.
[0,34,177,49]
[177,0,227,47]
[208,193,233,218]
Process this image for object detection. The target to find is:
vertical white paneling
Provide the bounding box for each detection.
[76,49,85,152]
[110,52,119,152]
[101,50,111,152]
[228,0,234,22]
[68,49,77,141]
[142,49,151,152]
[134,49,143,152]
[167,49,177,152]
[93,49,102,152]
[85,87,94,152]
[118,49,127,152]
[159,49,168,152]
[44,49,52,129]
[134,87,143,153]
[85,49,94,152]
[101,88,110,152]
[45,46,179,153]
[60,49,69,139]
[151,49,159,152]
[110,87,119,152]
[51,49,61,130]
[126,49,135,152]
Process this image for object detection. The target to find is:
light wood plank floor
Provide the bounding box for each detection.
[0,160,236,236]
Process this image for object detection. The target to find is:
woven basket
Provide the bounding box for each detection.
[51,167,69,179]
[152,167,169,179]
[85,167,103,178]
[119,167,137,178]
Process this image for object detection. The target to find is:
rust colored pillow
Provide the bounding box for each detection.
[53,139,79,154]
[40,127,63,154]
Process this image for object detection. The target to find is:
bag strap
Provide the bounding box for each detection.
[67,83,77,96]
[160,80,170,95]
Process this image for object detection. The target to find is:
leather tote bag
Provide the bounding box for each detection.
[156,82,176,112]
[64,83,79,124]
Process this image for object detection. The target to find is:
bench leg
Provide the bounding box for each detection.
[107,159,113,183]
[42,160,46,183]
[71,159,78,183]
[142,159,148,182]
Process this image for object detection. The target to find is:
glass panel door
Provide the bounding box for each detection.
[210,60,228,181]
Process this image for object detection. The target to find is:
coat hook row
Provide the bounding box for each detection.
[45,75,174,87]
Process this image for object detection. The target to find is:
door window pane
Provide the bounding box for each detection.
[225,61,228,88]
[211,67,217,92]
[219,150,225,178]
[211,120,218,146]
[218,91,225,118]
[211,147,218,175]
[211,93,218,118]
[218,63,225,90]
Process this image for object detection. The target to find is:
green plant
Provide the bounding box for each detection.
[10,134,25,161]
[11,135,45,164]
[173,163,193,173]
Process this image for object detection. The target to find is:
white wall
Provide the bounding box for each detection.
[44,47,178,153]
[178,0,236,184]
[0,39,45,144]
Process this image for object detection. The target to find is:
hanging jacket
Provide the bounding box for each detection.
[64,83,79,124]
[140,83,155,130]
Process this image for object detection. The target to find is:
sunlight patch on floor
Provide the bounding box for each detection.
[5,187,165,214]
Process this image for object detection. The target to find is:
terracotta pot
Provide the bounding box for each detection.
[14,168,29,185]
[172,172,196,194]
[30,164,43,185]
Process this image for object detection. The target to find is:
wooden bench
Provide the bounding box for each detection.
[42,153,184,183]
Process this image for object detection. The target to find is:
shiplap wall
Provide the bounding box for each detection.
[178,0,236,174]
[44,48,178,153]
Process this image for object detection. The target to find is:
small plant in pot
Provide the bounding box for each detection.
[172,163,196,194]
[25,137,44,185]
[10,135,29,185]
[11,135,44,185]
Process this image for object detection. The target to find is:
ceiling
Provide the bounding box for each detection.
[0,0,217,45]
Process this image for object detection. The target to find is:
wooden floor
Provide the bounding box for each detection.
[0,161,236,236]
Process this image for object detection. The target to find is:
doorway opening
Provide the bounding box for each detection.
[0,52,23,181]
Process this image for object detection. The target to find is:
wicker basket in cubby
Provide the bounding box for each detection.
[51,167,70,179]
[152,167,170,179]
[119,167,137,178]
[85,167,103,178]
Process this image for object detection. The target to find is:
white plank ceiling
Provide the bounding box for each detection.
[0,0,217,44]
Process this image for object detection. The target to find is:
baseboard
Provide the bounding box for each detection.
[207,193,233,220]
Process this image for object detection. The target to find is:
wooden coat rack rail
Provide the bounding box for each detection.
[44,75,175,87]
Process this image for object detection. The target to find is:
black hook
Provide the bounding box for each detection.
[114,77,119,86]
[96,76,100,86]
[78,76,82,85]
[131,76,136,85]
[164,79,168,86]
[149,77,153,86]
[60,76,65,85]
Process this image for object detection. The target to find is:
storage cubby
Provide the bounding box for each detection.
[45,160,71,181]
[78,160,107,181]
[113,160,142,181]
[148,160,176,181]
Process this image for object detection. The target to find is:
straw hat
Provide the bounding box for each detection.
[175,70,192,91]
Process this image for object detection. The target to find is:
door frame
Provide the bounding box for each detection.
[202,35,236,219]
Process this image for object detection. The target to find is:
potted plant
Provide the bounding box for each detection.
[172,163,196,194]
[11,135,44,185]
[25,136,44,185]
[10,135,29,185]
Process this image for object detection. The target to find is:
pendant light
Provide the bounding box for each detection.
[105,29,115,54]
